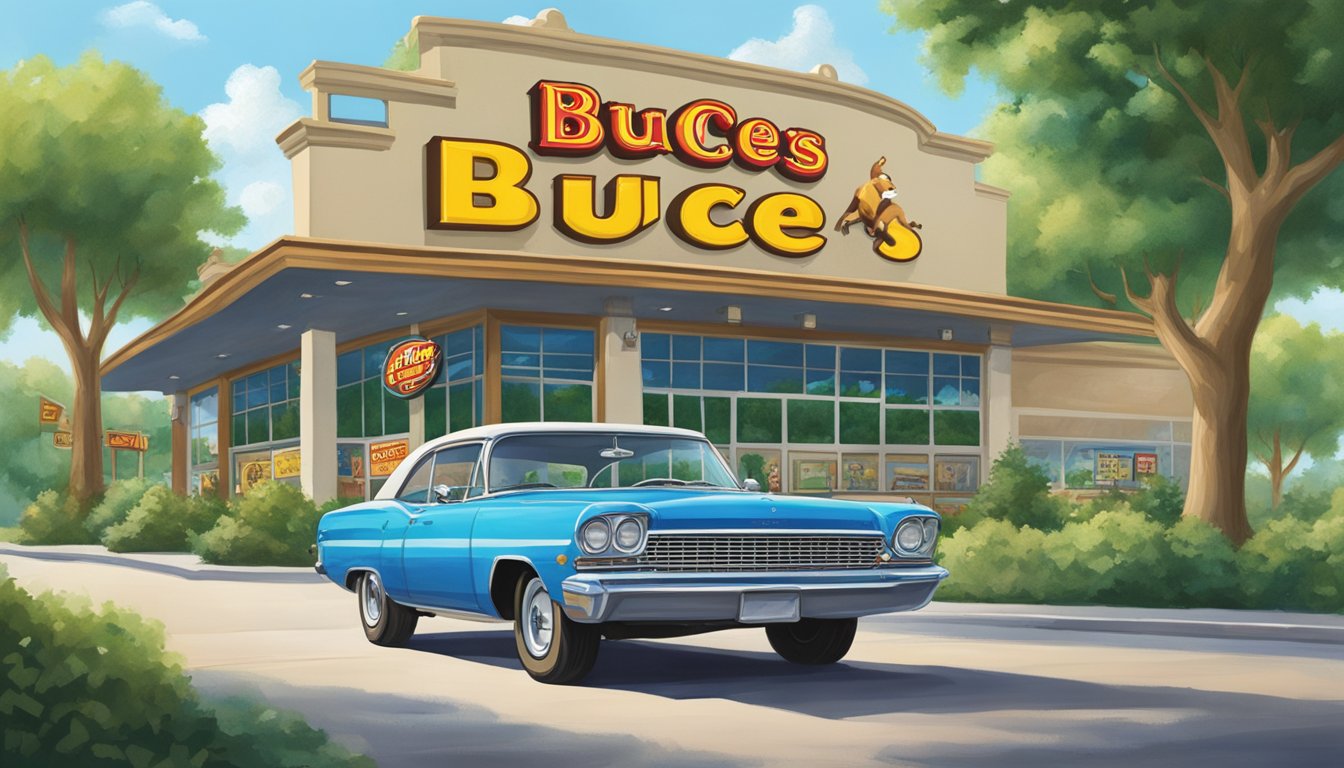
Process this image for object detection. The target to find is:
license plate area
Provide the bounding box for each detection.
[739,591,800,624]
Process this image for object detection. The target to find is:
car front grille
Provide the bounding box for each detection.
[598,533,888,572]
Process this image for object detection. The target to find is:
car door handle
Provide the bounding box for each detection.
[421,520,434,526]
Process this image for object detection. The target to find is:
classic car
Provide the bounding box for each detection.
[315,422,948,684]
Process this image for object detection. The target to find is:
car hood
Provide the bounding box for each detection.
[496,488,884,532]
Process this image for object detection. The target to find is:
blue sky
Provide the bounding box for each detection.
[2,0,1341,370]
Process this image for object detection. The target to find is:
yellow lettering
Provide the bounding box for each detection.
[668,184,749,250]
[553,174,661,244]
[427,138,539,230]
[746,193,826,258]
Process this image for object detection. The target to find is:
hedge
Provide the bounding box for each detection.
[191,482,324,566]
[0,563,373,767]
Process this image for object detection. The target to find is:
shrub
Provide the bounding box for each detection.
[18,490,94,545]
[84,477,156,540]
[953,444,1071,533]
[935,519,1052,602]
[318,496,365,516]
[1041,508,1172,606]
[102,486,228,553]
[1166,517,1241,607]
[1278,488,1334,523]
[192,481,321,566]
[1238,502,1344,613]
[0,563,373,767]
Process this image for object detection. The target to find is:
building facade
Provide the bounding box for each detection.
[101,12,1192,515]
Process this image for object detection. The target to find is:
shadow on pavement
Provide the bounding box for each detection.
[408,628,1344,767]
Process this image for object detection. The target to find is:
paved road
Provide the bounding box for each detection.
[2,544,1342,767]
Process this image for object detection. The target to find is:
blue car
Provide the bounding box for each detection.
[315,423,948,684]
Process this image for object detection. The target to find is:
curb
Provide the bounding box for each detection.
[0,543,324,584]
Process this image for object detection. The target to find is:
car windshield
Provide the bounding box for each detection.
[487,432,739,491]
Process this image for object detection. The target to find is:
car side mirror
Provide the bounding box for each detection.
[433,484,465,504]
[742,478,761,492]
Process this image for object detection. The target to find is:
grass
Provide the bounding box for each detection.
[0,526,23,543]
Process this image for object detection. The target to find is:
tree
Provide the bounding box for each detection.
[1247,315,1344,511]
[887,1,1344,543]
[0,54,243,503]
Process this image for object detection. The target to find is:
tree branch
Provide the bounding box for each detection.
[90,263,140,353]
[1279,130,1344,207]
[58,235,84,345]
[1283,444,1306,478]
[1087,264,1118,306]
[1119,265,1155,317]
[16,217,83,353]
[1152,46,1257,191]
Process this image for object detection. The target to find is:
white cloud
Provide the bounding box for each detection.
[200,65,303,249]
[102,1,205,42]
[1273,288,1344,333]
[728,5,867,85]
[502,15,531,25]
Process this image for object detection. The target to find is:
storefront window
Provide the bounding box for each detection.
[642,333,982,497]
[500,325,595,422]
[231,361,300,447]
[1018,413,1193,490]
[336,340,413,439]
[425,325,485,440]
[189,387,219,495]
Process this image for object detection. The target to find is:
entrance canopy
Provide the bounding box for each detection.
[101,237,1152,394]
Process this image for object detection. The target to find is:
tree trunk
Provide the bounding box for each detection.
[68,345,105,503]
[1184,353,1255,544]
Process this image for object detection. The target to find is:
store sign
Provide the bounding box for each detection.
[53,431,73,449]
[1095,452,1134,483]
[426,79,841,259]
[273,448,301,479]
[370,439,410,477]
[105,430,148,452]
[1135,453,1158,476]
[382,338,442,398]
[39,396,64,425]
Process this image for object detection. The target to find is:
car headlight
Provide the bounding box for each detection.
[580,518,612,554]
[921,518,939,554]
[613,517,643,552]
[894,519,926,555]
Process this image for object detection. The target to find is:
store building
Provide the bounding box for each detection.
[100,11,1193,514]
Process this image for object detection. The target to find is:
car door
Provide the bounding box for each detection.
[401,442,485,610]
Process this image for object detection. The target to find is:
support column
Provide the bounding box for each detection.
[407,323,426,449]
[599,308,643,425]
[170,391,187,494]
[301,329,338,504]
[984,325,1014,481]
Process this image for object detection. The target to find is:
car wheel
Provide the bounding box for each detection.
[358,571,418,646]
[765,618,858,665]
[513,575,600,684]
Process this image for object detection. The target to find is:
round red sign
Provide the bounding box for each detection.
[382,338,443,399]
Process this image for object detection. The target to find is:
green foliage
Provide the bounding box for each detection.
[0,53,243,333]
[0,359,171,525]
[1084,473,1185,527]
[384,30,420,71]
[317,496,365,516]
[0,563,373,767]
[192,482,321,566]
[938,504,1344,612]
[885,0,1344,307]
[953,444,1071,533]
[83,477,155,539]
[1248,315,1344,480]
[0,527,21,542]
[102,486,226,553]
[18,490,94,545]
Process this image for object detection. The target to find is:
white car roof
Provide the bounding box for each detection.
[373,422,709,501]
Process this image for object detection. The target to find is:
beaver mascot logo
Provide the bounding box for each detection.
[834,156,923,262]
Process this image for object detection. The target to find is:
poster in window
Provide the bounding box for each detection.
[737,449,781,493]
[273,448,301,479]
[933,496,971,516]
[370,439,410,476]
[1095,451,1134,482]
[1134,452,1158,476]
[934,455,979,492]
[840,453,879,491]
[886,454,929,491]
[195,470,219,497]
[235,450,272,494]
[790,453,837,494]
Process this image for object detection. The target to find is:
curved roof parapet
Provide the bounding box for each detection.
[408,16,994,164]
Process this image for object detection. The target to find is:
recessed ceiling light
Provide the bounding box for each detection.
[300,292,314,299]
[168,375,180,380]
[216,353,230,359]
[277,323,292,330]
[395,311,408,317]
[657,306,674,312]
[334,280,352,286]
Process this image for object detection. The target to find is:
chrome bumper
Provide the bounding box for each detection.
[559,566,948,624]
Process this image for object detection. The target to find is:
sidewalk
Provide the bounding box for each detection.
[0,541,323,583]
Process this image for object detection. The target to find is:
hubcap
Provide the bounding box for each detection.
[362,573,383,627]
[520,579,554,658]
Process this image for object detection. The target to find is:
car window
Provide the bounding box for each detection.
[488,433,738,491]
[396,455,435,504]
[430,443,483,501]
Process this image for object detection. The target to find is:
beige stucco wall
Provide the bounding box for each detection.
[283,17,1008,295]
[1012,343,1193,419]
